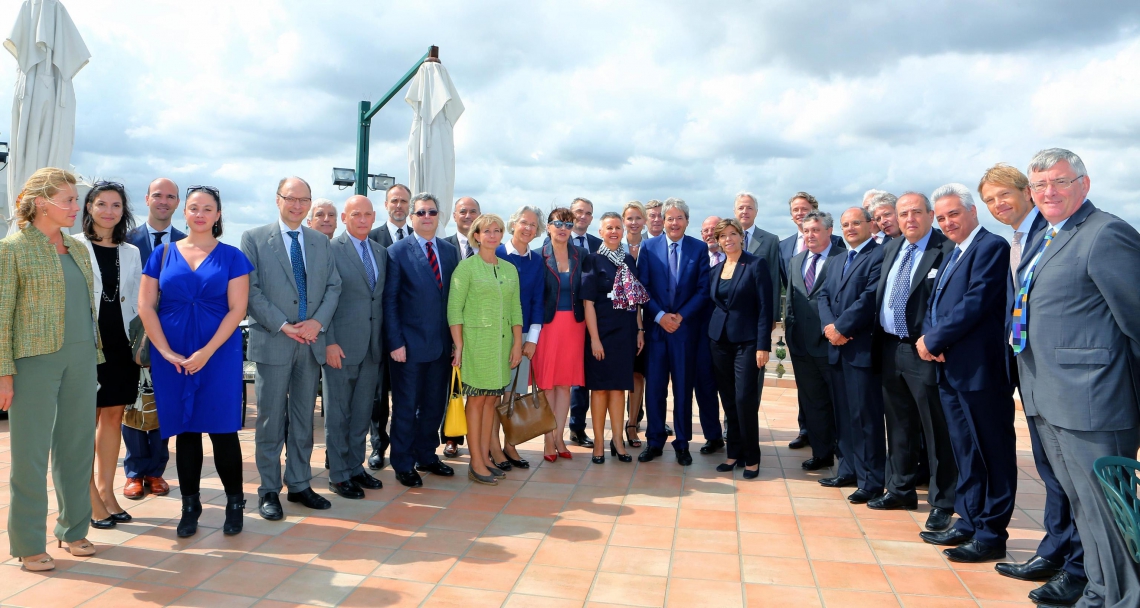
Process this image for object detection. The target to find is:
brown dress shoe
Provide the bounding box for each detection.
[123,477,145,500]
[145,476,170,496]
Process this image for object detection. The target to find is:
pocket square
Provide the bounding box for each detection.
[926,268,938,279]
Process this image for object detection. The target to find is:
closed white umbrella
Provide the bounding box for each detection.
[406,59,463,234]
[4,0,89,233]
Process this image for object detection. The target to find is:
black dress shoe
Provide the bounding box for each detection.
[665,424,674,437]
[368,448,385,470]
[287,488,332,510]
[259,492,283,521]
[329,480,365,499]
[801,457,834,471]
[847,489,884,504]
[788,433,810,449]
[925,507,953,531]
[505,455,530,469]
[819,475,856,488]
[920,527,973,546]
[568,430,594,448]
[1029,571,1088,606]
[351,471,384,490]
[995,555,1062,582]
[396,470,423,488]
[743,466,760,480]
[90,516,116,529]
[943,539,1006,563]
[416,461,455,476]
[638,446,663,462]
[867,492,918,511]
[676,449,693,466]
[699,439,725,454]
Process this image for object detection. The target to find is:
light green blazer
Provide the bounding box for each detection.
[447,255,523,390]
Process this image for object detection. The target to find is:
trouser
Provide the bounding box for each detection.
[790,353,834,461]
[1034,417,1139,608]
[389,354,451,473]
[646,331,697,451]
[324,354,379,483]
[939,382,1017,548]
[254,348,320,497]
[370,358,391,453]
[122,426,169,478]
[695,328,724,442]
[709,339,761,466]
[568,386,589,434]
[1026,415,1085,576]
[828,360,885,492]
[881,336,956,509]
[8,341,97,557]
[175,432,243,496]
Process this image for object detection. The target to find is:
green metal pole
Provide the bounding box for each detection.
[355,100,371,196]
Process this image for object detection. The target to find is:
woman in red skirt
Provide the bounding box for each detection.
[533,207,587,462]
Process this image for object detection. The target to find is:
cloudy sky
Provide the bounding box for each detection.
[4,0,1140,243]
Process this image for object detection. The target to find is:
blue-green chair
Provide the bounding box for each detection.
[1093,456,1140,564]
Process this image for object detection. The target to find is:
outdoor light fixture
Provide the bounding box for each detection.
[332,167,356,189]
[368,173,395,192]
[0,141,8,169]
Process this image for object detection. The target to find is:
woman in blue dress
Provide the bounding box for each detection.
[137,186,253,538]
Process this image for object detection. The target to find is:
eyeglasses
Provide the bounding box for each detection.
[277,193,312,205]
[1029,176,1084,193]
[548,220,573,229]
[412,209,439,217]
[92,180,125,190]
[187,185,221,201]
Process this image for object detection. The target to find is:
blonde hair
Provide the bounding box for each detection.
[978,163,1030,195]
[469,213,506,247]
[622,200,646,219]
[16,167,78,229]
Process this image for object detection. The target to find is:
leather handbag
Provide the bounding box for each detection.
[443,366,468,437]
[123,369,159,432]
[128,243,173,368]
[497,361,556,446]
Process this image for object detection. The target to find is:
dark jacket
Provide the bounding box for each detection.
[785,245,845,359]
[540,240,587,323]
[817,239,884,367]
[708,252,774,350]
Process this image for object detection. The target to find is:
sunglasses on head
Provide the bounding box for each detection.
[549,220,573,230]
[187,185,221,201]
[413,209,439,217]
[92,180,125,190]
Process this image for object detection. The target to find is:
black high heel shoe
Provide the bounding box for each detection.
[109,511,132,523]
[716,460,745,473]
[625,424,642,448]
[504,447,530,469]
[591,452,605,464]
[743,465,760,480]
[610,440,632,463]
[90,516,116,530]
[490,452,513,471]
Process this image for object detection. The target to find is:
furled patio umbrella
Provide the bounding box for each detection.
[406,57,464,234]
[4,0,89,233]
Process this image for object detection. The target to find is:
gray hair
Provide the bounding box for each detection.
[801,210,833,230]
[867,191,898,213]
[599,211,623,223]
[645,199,662,210]
[570,197,593,210]
[1028,148,1087,178]
[931,183,975,209]
[898,191,933,212]
[734,191,758,207]
[508,205,546,235]
[663,197,690,219]
[862,189,888,206]
[308,198,335,219]
[412,192,439,211]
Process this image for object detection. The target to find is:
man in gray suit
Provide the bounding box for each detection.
[1017,148,1140,608]
[323,195,387,500]
[242,177,342,520]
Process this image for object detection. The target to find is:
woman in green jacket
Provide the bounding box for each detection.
[448,214,523,486]
[0,168,103,571]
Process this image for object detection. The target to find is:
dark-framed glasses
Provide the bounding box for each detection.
[412,209,439,217]
[277,193,312,205]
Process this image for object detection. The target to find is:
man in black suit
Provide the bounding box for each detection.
[784,211,844,472]
[980,163,1086,599]
[439,196,481,457]
[365,183,412,470]
[566,197,601,448]
[868,192,957,534]
[917,183,1015,563]
[817,207,886,503]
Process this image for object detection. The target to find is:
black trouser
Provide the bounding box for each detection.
[370,359,391,453]
[176,432,243,496]
[789,352,834,461]
[710,339,761,466]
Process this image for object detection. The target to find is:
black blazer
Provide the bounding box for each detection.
[778,233,845,290]
[367,224,398,248]
[707,252,774,350]
[785,246,845,359]
[540,241,588,323]
[817,239,884,368]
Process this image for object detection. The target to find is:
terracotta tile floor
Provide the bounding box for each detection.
[0,385,1052,606]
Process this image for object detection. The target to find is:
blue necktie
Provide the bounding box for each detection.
[889,244,918,336]
[668,242,680,304]
[930,247,961,326]
[842,249,857,276]
[361,240,376,292]
[287,231,308,320]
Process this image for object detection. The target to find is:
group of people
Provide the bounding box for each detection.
[0,147,1136,608]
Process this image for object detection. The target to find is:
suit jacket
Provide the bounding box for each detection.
[241,223,342,366]
[127,224,186,264]
[817,239,883,367]
[540,241,588,323]
[383,235,459,363]
[922,227,1010,392]
[707,252,773,350]
[1005,210,1050,336]
[443,233,474,260]
[745,226,782,326]
[874,229,952,339]
[367,223,400,248]
[785,246,844,359]
[1017,201,1140,431]
[779,233,845,290]
[326,233,387,365]
[638,235,710,343]
[73,235,143,338]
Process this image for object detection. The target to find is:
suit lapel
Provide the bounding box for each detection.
[340,234,371,284]
[908,233,945,299]
[1034,202,1094,274]
[876,237,902,308]
[838,241,874,291]
[726,257,747,306]
[411,238,441,291]
[790,251,808,296]
[267,229,300,293]
[941,229,987,288]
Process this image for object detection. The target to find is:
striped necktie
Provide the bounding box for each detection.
[804,253,820,292]
[1012,229,1057,355]
[425,241,442,289]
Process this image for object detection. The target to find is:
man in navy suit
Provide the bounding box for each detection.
[121,177,186,501]
[817,207,885,502]
[383,193,460,488]
[637,198,710,465]
[980,164,1085,594]
[916,183,1016,564]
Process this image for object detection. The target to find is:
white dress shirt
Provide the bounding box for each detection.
[145,221,173,248]
[503,239,542,344]
[279,218,307,267]
[879,229,933,335]
[386,221,409,243]
[456,231,473,257]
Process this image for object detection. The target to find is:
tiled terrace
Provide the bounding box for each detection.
[0,384,1050,607]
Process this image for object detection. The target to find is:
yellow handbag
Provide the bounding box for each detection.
[443,366,468,437]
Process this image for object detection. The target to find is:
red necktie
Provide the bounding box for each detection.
[425,241,442,289]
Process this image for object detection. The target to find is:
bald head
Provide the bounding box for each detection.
[145,177,180,228]
[342,195,376,241]
[453,196,481,235]
[701,216,721,250]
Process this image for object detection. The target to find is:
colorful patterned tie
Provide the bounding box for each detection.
[361,241,376,292]
[889,244,918,337]
[804,253,820,293]
[1012,229,1057,355]
[425,240,442,289]
[287,231,308,320]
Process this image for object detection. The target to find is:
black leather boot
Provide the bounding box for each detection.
[176,493,202,538]
[223,493,246,535]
